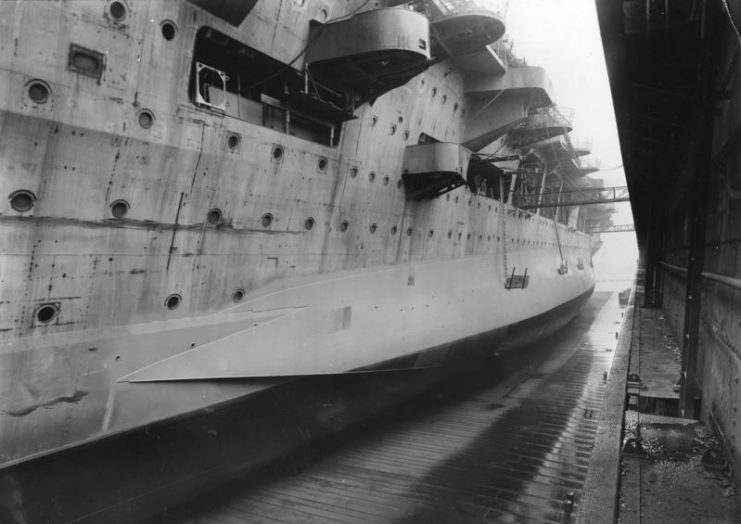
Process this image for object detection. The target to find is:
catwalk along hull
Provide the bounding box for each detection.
[0,0,595,491]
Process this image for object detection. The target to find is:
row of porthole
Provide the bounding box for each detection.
[7,191,237,229]
[420,78,465,115]
[26,2,176,109]
[348,166,403,188]
[270,147,403,189]
[10,190,577,247]
[9,191,316,234]
[8,191,370,235]
[368,116,412,140]
[442,193,572,231]
[32,286,247,324]
[445,193,496,211]
[26,79,157,129]
[271,145,329,172]
[162,291,250,311]
[107,0,178,40]
[11,190,580,248]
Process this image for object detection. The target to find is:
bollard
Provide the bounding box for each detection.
[562,492,575,523]
[702,448,726,470]
[623,437,647,458]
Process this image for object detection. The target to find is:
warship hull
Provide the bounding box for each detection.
[1,1,598,519]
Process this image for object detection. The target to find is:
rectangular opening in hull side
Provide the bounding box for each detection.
[189,27,350,147]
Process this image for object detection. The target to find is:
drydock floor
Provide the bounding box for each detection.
[152,291,624,524]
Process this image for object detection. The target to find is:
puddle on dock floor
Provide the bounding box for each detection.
[152,291,624,524]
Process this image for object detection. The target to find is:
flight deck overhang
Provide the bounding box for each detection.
[464,65,554,107]
[461,66,555,152]
[452,45,507,77]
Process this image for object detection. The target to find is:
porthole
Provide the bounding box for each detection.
[487,235,491,241]
[226,134,240,150]
[454,196,459,203]
[35,303,58,323]
[137,109,154,129]
[340,220,349,232]
[109,1,127,20]
[260,213,273,228]
[397,179,403,189]
[442,95,447,104]
[431,87,437,98]
[383,176,390,186]
[160,20,177,40]
[349,166,358,178]
[406,227,413,236]
[304,217,315,230]
[478,202,481,209]
[454,102,459,112]
[232,288,245,302]
[207,208,222,225]
[391,225,398,235]
[371,115,378,127]
[165,294,181,310]
[110,199,130,218]
[318,157,327,171]
[428,229,434,238]
[27,81,50,104]
[272,145,284,161]
[369,223,377,234]
[368,172,376,183]
[318,7,329,21]
[390,124,397,135]
[403,130,410,140]
[458,232,462,239]
[461,108,466,116]
[447,230,452,239]
[9,190,36,212]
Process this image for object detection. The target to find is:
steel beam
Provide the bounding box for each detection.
[679,7,716,419]
[588,224,636,233]
[514,186,630,209]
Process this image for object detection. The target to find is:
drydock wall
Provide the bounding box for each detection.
[595,0,741,484]
[665,6,741,479]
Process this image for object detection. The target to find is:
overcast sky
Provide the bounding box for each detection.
[502,0,639,287]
